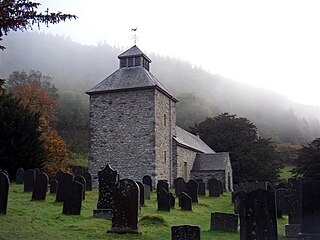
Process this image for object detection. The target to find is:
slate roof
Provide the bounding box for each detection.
[191,152,230,171]
[174,126,215,153]
[118,45,151,62]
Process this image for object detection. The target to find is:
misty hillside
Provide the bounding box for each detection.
[0,32,319,144]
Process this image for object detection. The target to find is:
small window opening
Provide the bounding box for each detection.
[128,57,133,67]
[164,114,167,126]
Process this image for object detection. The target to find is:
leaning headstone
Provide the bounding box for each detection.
[210,212,238,232]
[82,172,92,191]
[298,180,320,239]
[144,184,151,200]
[75,175,86,200]
[186,180,198,203]
[180,192,192,211]
[240,188,278,240]
[136,182,145,206]
[171,225,201,240]
[56,172,74,202]
[0,172,9,214]
[62,181,84,215]
[142,175,152,192]
[49,179,58,194]
[15,168,24,184]
[107,179,140,234]
[158,188,170,212]
[208,178,220,197]
[93,164,117,219]
[31,172,48,201]
[169,192,175,208]
[24,169,36,192]
[197,181,206,196]
[175,177,186,197]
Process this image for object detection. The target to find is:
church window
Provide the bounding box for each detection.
[164,114,167,126]
[134,57,141,66]
[164,151,167,162]
[120,58,126,68]
[128,57,134,67]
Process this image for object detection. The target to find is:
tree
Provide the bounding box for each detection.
[292,138,320,180]
[0,0,77,50]
[192,113,281,183]
[0,83,47,179]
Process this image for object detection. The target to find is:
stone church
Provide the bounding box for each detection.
[86,45,233,191]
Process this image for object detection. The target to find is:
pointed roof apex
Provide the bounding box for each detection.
[118,45,151,63]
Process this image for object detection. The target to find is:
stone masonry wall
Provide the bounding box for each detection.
[173,144,198,181]
[154,90,176,186]
[88,89,156,186]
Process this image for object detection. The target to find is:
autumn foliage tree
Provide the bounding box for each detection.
[8,70,71,175]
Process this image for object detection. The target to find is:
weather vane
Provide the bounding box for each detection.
[131,27,137,45]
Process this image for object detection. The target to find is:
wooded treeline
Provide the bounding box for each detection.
[0,32,319,153]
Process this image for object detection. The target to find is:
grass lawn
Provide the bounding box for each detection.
[0,184,293,240]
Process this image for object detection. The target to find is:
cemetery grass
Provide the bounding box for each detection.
[1,185,290,240]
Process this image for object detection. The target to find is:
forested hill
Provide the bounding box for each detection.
[1,32,319,144]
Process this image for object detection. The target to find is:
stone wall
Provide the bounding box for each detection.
[154,90,176,185]
[88,89,156,186]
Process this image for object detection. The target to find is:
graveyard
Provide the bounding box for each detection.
[1,180,291,240]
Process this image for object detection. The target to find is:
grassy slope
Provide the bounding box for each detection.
[0,184,291,240]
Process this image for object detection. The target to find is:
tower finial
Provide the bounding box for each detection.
[131,27,137,45]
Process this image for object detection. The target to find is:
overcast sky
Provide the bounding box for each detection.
[38,0,320,107]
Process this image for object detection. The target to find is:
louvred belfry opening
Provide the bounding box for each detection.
[118,45,151,71]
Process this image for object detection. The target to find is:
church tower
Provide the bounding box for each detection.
[86,45,177,186]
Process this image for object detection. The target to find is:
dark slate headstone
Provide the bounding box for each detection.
[158,188,170,212]
[157,180,169,194]
[169,192,175,208]
[276,182,288,189]
[219,180,224,194]
[180,192,192,211]
[186,179,198,203]
[82,172,92,191]
[62,181,84,215]
[56,172,75,202]
[208,178,220,197]
[15,168,24,184]
[75,175,86,200]
[93,164,117,219]
[144,184,151,200]
[246,181,267,192]
[34,168,40,175]
[142,175,152,192]
[299,180,320,238]
[23,169,36,192]
[275,188,289,218]
[1,170,8,177]
[136,181,145,206]
[31,172,48,201]
[49,179,58,194]
[233,191,246,215]
[171,225,201,240]
[0,172,9,215]
[174,177,186,197]
[210,212,238,232]
[197,181,205,196]
[240,188,278,240]
[108,179,140,234]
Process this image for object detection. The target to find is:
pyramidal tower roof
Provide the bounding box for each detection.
[86,45,177,102]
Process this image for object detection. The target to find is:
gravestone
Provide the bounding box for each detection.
[158,188,170,211]
[93,164,117,219]
[62,181,84,215]
[136,182,145,206]
[171,225,201,240]
[180,192,192,211]
[240,188,278,240]
[208,178,220,197]
[298,180,320,239]
[197,181,205,196]
[0,170,8,177]
[175,177,186,197]
[219,180,224,194]
[276,182,288,189]
[246,181,267,192]
[108,179,140,234]
[142,175,152,192]
[0,172,9,214]
[157,180,169,195]
[75,175,86,200]
[186,180,198,203]
[24,169,36,192]
[32,172,48,201]
[169,192,175,208]
[234,191,246,214]
[144,184,151,200]
[82,172,92,191]
[210,212,238,232]
[49,179,58,194]
[15,168,24,184]
[56,172,74,202]
[275,188,289,218]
